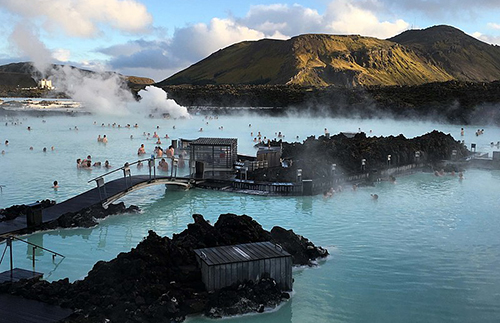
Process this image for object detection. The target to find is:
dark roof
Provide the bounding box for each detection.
[191,137,237,146]
[194,241,290,266]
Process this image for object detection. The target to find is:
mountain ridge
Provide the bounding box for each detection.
[159,25,500,87]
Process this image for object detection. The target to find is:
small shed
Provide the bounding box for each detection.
[257,147,281,168]
[189,138,237,178]
[194,241,292,291]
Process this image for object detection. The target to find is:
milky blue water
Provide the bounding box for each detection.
[1,111,500,322]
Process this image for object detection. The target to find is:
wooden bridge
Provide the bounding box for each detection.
[0,157,192,236]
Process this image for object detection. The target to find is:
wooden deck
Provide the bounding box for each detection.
[0,293,73,323]
[0,175,191,235]
[0,268,43,284]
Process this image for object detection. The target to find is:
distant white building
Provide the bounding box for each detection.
[38,79,54,90]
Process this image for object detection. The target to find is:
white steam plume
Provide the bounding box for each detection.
[8,24,190,117]
[136,86,190,118]
[8,23,52,75]
[51,65,135,115]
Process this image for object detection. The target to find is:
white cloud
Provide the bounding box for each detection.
[487,22,500,30]
[324,0,409,38]
[169,18,267,62]
[472,31,500,45]
[0,0,153,37]
[52,49,71,62]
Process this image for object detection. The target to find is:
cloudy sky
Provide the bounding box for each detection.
[0,0,499,81]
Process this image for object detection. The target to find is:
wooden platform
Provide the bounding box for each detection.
[0,175,190,235]
[0,293,73,323]
[0,268,43,284]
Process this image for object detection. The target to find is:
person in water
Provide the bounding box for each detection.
[371,194,378,200]
[158,158,169,171]
[138,144,146,155]
[53,181,59,189]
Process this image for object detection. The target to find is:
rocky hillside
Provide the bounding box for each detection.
[389,25,500,82]
[0,62,154,92]
[159,25,500,87]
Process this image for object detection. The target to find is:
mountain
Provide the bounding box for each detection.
[389,25,500,82]
[158,25,500,87]
[0,62,155,90]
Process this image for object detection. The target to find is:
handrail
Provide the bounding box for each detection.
[0,235,65,274]
[4,235,65,258]
[88,156,155,183]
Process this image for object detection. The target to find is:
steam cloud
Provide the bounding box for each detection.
[8,24,189,117]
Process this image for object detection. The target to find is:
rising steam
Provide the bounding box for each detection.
[8,24,189,117]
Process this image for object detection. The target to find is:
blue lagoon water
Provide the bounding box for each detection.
[1,112,500,322]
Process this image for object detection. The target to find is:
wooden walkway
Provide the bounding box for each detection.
[0,175,191,235]
[0,293,73,323]
[0,268,43,284]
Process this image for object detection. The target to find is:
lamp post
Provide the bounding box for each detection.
[387,154,391,167]
[361,158,366,171]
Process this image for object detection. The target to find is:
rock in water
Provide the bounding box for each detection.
[0,214,328,322]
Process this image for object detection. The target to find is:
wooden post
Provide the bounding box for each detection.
[32,246,36,272]
[8,237,13,278]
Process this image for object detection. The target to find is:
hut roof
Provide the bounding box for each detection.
[194,241,290,266]
[191,138,237,146]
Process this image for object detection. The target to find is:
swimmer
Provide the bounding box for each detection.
[104,160,111,168]
[43,147,47,152]
[153,132,159,138]
[51,146,54,151]
[137,161,143,168]
[29,146,33,150]
[458,172,464,180]
[371,194,378,200]
[97,135,102,142]
[102,135,108,143]
[93,162,101,167]
[199,127,203,132]
[461,128,464,136]
[138,144,146,155]
[158,158,169,171]
[4,140,8,146]
[53,181,59,189]
[130,135,133,139]
[352,184,358,191]
[27,126,31,131]
[156,138,162,145]
[389,175,396,184]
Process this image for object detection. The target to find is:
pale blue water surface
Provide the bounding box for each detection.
[1,111,500,323]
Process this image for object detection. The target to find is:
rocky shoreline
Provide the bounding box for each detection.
[161,81,500,125]
[0,214,328,322]
[248,130,469,183]
[0,202,140,239]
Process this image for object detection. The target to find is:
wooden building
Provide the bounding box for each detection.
[257,147,281,168]
[194,241,292,291]
[189,138,237,178]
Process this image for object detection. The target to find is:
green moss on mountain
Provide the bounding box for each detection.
[159,25,500,87]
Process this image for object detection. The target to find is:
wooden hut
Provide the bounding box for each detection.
[189,138,237,178]
[257,147,281,168]
[194,241,292,291]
